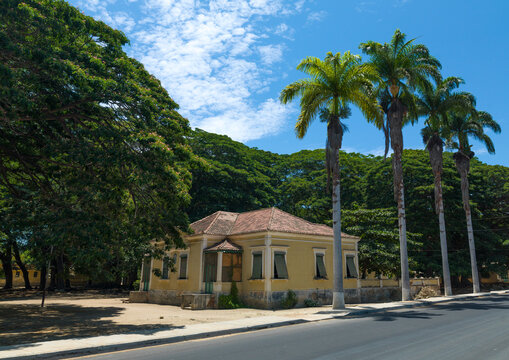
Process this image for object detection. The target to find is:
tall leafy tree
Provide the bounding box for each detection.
[360,29,441,300]
[0,0,195,287]
[280,51,380,309]
[447,109,501,292]
[418,76,474,296]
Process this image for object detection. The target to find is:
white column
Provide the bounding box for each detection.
[216,252,223,293]
[198,237,207,292]
[264,235,272,299]
[355,241,361,290]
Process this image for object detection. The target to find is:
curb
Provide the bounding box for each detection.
[3,290,508,360]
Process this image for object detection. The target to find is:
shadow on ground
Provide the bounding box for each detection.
[0,303,183,347]
[339,295,509,322]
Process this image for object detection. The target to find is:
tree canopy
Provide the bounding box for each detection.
[187,130,509,281]
[0,0,195,286]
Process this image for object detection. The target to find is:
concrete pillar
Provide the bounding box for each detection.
[264,234,272,302]
[215,252,223,293]
[199,237,207,292]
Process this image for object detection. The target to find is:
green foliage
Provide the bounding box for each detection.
[343,208,419,278]
[0,0,195,285]
[304,298,320,307]
[218,294,240,309]
[132,280,140,290]
[230,281,240,305]
[188,131,509,280]
[217,282,242,309]
[280,290,298,309]
[187,129,277,222]
[152,268,162,278]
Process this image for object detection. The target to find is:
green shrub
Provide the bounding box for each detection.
[218,282,243,309]
[304,298,319,307]
[280,290,298,309]
[132,280,140,290]
[230,281,240,304]
[218,294,240,309]
[152,268,161,277]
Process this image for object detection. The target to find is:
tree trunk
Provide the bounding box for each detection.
[388,98,411,301]
[12,240,32,290]
[56,252,65,290]
[0,245,13,289]
[428,137,452,296]
[39,266,47,289]
[49,261,56,289]
[454,151,480,293]
[328,115,345,309]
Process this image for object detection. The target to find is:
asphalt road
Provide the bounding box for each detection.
[75,295,509,360]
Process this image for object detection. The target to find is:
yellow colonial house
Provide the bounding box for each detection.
[130,207,361,308]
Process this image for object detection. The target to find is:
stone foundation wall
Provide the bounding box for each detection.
[130,282,441,309]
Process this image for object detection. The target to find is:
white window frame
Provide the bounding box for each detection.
[178,251,190,280]
[271,247,288,279]
[249,246,265,280]
[313,248,327,279]
[344,251,359,279]
[140,255,153,291]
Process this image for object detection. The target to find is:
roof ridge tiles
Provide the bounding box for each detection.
[202,211,221,234]
[267,207,276,231]
[226,212,240,236]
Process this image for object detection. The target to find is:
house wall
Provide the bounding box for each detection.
[134,232,362,308]
[0,269,40,287]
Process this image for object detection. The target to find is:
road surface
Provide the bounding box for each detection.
[73,295,509,360]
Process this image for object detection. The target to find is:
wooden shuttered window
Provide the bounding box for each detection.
[251,252,262,279]
[315,254,327,279]
[179,254,188,279]
[162,257,169,279]
[274,252,288,279]
[346,255,358,278]
[222,253,242,282]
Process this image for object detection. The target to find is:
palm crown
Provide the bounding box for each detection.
[279,51,380,138]
[447,109,501,155]
[418,76,474,147]
[360,29,442,125]
[360,29,442,97]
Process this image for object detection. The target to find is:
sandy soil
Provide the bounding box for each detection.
[0,291,329,346]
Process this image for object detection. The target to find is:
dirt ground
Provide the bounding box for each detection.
[0,290,330,347]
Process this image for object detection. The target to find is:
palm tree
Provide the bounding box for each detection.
[280,51,380,309]
[360,30,441,301]
[417,76,474,296]
[447,109,501,293]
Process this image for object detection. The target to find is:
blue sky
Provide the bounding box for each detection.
[69,0,508,166]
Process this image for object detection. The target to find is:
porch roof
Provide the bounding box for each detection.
[204,239,243,253]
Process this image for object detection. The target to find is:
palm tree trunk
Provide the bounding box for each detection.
[454,152,480,293]
[388,99,411,301]
[328,116,345,309]
[435,178,452,296]
[428,139,452,296]
[332,172,345,309]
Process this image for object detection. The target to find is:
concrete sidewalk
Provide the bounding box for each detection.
[2,290,508,360]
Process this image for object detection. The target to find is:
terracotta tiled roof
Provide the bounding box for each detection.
[189,207,358,239]
[204,239,243,253]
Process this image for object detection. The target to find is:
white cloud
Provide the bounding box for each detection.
[70,0,314,142]
[355,1,376,13]
[306,10,326,23]
[472,147,488,156]
[258,44,283,65]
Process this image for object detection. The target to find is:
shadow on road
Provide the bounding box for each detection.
[344,309,442,322]
[0,303,183,347]
[339,295,509,322]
